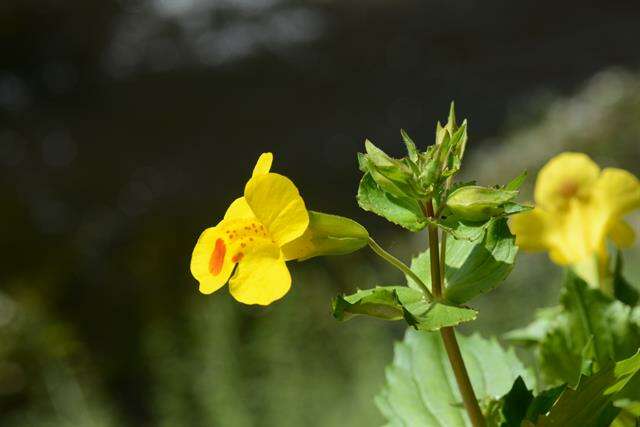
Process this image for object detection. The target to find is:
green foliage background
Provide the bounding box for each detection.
[1,70,639,426]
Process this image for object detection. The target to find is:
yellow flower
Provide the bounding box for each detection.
[190,153,309,305]
[510,152,640,268]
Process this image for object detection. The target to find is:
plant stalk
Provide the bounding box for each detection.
[368,237,434,301]
[425,201,486,427]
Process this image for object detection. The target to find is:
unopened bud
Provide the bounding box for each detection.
[446,186,517,221]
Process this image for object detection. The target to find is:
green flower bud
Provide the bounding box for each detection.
[281,211,369,261]
[446,186,518,221]
[361,140,425,199]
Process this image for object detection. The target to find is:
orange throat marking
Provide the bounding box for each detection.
[209,238,226,275]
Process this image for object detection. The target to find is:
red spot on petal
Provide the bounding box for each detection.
[232,252,244,262]
[209,238,226,275]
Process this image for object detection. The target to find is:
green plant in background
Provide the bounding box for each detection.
[189,103,640,426]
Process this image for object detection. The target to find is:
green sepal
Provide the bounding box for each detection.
[357,173,427,231]
[408,218,517,304]
[504,170,528,191]
[400,129,419,162]
[332,286,477,331]
[446,185,518,222]
[283,211,369,261]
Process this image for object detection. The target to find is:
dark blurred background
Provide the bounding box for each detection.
[2,1,640,426]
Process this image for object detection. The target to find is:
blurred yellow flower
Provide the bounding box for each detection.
[510,152,640,269]
[190,153,309,305]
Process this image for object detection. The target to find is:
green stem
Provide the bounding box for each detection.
[368,237,434,301]
[425,200,486,427]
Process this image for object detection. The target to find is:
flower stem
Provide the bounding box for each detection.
[368,237,434,301]
[425,200,486,427]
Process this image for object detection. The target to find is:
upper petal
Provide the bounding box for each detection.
[509,208,554,252]
[589,168,640,249]
[592,168,640,217]
[229,244,291,305]
[224,197,255,220]
[244,173,309,246]
[534,152,600,211]
[252,152,273,177]
[609,220,636,248]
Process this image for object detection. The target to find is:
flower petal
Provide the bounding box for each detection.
[534,152,600,211]
[244,173,309,246]
[609,220,636,248]
[593,168,640,217]
[190,218,272,294]
[190,226,236,294]
[229,244,291,305]
[589,168,640,249]
[509,208,555,251]
[224,197,255,220]
[252,152,273,177]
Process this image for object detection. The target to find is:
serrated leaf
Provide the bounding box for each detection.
[332,286,477,331]
[524,385,566,425]
[503,306,563,346]
[498,377,533,427]
[537,272,640,387]
[535,351,640,427]
[408,218,517,304]
[376,329,534,427]
[491,378,567,427]
[357,173,427,231]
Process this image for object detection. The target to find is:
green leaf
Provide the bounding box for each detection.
[357,173,427,231]
[376,329,534,427]
[282,211,369,261]
[491,378,566,427]
[332,286,477,331]
[400,129,419,162]
[504,170,528,191]
[535,351,640,427]
[613,251,639,307]
[524,385,566,424]
[435,204,530,242]
[408,218,518,304]
[500,377,533,427]
[503,306,563,346]
[537,272,640,386]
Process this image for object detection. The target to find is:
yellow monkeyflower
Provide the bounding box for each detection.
[510,152,640,269]
[190,153,309,305]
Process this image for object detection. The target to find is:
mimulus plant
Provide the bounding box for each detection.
[190,106,640,427]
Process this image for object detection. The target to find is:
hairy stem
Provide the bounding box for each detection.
[425,200,486,427]
[368,237,434,301]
